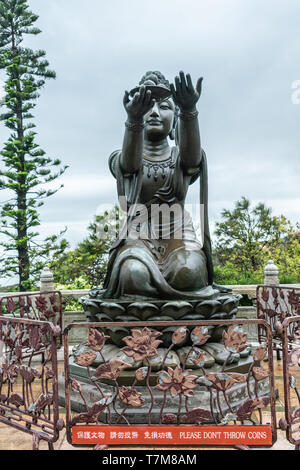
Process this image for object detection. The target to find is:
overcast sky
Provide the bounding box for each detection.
[0,0,299,266]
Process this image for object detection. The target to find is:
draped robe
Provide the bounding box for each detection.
[102,146,217,300]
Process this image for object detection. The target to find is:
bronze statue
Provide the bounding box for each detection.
[101,71,217,300]
[80,70,243,358]
[67,72,252,424]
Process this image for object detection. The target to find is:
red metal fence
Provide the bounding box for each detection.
[0,291,64,449]
[256,285,300,359]
[3,286,300,449]
[0,291,63,347]
[63,318,277,448]
[0,316,64,449]
[279,316,300,449]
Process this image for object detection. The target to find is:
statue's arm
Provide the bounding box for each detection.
[120,86,154,174]
[170,72,203,171]
[177,111,202,170]
[120,121,144,174]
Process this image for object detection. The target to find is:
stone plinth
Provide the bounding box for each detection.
[80,292,242,348]
[58,360,269,425]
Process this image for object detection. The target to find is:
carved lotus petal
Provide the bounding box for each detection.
[19,365,41,383]
[155,366,197,396]
[236,396,270,421]
[222,325,247,353]
[127,302,159,320]
[172,327,187,345]
[45,366,54,379]
[221,298,237,314]
[191,349,206,366]
[99,302,125,320]
[74,351,97,367]
[252,367,269,381]
[294,326,300,340]
[29,327,42,350]
[6,298,16,313]
[195,300,221,317]
[87,328,109,352]
[35,296,48,312]
[191,326,210,346]
[135,367,148,381]
[14,324,24,339]
[291,406,300,422]
[42,309,56,320]
[45,345,52,362]
[70,378,82,393]
[2,361,18,383]
[15,343,22,362]
[161,302,193,320]
[8,393,24,408]
[288,290,300,307]
[119,386,144,407]
[261,288,270,303]
[253,344,267,362]
[288,348,300,367]
[181,407,212,424]
[204,372,246,391]
[28,393,53,415]
[93,359,131,380]
[163,413,177,424]
[271,287,278,299]
[122,327,162,361]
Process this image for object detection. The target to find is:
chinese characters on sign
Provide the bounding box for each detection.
[72,426,272,446]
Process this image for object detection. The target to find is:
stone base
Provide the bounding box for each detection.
[58,355,270,425]
[80,294,242,347]
[67,353,254,387]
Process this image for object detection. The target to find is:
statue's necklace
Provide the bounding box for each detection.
[143,154,173,182]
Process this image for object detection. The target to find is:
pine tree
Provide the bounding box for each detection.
[0,0,68,290]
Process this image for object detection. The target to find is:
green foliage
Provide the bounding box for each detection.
[54,276,91,311]
[0,0,68,290]
[213,263,264,285]
[51,207,121,289]
[214,197,300,284]
[55,276,91,291]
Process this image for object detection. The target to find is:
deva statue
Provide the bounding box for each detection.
[101,71,222,301]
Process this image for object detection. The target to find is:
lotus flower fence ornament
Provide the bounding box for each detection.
[64,319,277,447]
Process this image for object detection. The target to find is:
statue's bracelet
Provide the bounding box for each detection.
[125,120,145,132]
[179,109,199,121]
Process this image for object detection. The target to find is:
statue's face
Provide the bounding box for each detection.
[144,99,175,140]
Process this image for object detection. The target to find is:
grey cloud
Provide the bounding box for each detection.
[0,0,299,251]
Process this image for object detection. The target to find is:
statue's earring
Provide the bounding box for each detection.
[169,115,177,140]
[175,122,179,145]
[169,128,175,140]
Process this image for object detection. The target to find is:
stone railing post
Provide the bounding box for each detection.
[40,266,55,292]
[264,259,279,286]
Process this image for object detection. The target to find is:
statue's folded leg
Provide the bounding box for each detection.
[162,248,208,291]
[118,258,158,297]
[103,245,215,300]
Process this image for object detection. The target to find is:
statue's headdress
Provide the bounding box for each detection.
[129,71,172,102]
[130,71,178,140]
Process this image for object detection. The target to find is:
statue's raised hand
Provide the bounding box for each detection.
[170,71,203,112]
[123,85,155,122]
